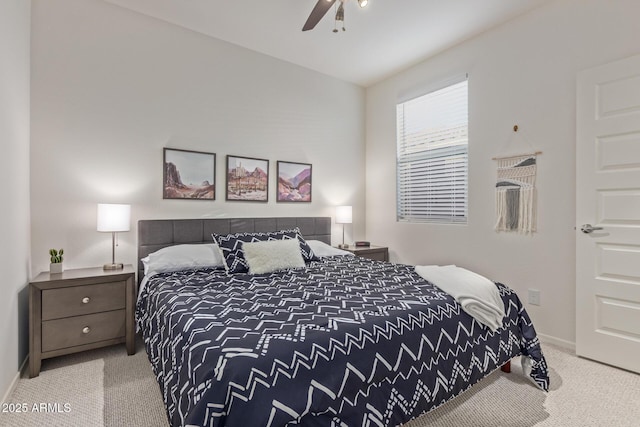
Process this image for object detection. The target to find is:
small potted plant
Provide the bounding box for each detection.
[49,248,64,274]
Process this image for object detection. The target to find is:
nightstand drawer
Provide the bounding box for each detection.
[361,251,387,261]
[41,310,126,352]
[341,246,389,262]
[42,281,126,321]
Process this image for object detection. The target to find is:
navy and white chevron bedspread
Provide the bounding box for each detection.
[136,256,548,427]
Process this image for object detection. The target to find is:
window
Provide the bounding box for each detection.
[396,78,468,223]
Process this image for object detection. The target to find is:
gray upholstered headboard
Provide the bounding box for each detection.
[137,217,331,283]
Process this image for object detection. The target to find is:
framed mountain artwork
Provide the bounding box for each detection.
[163,148,215,200]
[277,161,312,203]
[226,155,269,202]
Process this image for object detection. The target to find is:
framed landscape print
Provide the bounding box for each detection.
[226,155,269,202]
[163,148,215,200]
[277,161,312,203]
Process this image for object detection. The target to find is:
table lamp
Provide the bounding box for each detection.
[97,203,130,270]
[336,205,352,249]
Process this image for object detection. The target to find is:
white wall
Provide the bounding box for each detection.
[0,0,31,401]
[365,0,640,344]
[30,0,365,276]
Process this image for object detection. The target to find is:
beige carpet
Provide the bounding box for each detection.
[1,339,639,426]
[0,341,166,427]
[0,352,104,427]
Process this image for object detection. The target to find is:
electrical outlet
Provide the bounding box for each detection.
[528,289,541,306]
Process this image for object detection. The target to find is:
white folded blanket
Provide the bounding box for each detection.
[415,265,505,332]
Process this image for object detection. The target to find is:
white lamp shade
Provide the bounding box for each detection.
[336,206,353,224]
[97,204,131,232]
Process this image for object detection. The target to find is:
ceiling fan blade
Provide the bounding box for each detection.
[302,0,335,31]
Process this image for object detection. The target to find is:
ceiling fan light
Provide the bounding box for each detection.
[335,3,344,21]
[358,0,368,8]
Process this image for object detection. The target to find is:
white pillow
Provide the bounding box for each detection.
[243,239,305,275]
[306,240,355,258]
[142,243,223,277]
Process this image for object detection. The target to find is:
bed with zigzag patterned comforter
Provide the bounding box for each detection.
[136,256,548,427]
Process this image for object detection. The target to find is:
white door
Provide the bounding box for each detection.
[576,54,640,373]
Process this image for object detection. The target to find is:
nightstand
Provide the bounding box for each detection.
[341,245,389,262]
[29,265,136,378]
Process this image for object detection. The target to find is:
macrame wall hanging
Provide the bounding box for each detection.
[493,125,542,234]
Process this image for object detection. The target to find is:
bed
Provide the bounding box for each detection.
[136,217,548,427]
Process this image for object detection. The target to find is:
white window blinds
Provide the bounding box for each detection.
[396,79,468,223]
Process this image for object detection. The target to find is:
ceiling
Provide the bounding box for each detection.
[103,0,551,87]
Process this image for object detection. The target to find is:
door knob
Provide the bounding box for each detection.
[581,224,603,234]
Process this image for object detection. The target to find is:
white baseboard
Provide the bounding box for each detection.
[538,333,576,352]
[1,357,27,405]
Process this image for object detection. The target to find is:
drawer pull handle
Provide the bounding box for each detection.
[82,327,91,334]
[82,297,90,304]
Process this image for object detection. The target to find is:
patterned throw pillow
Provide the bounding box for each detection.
[243,239,306,275]
[290,227,318,262]
[212,228,317,274]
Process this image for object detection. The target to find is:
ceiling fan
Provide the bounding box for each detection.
[302,0,369,32]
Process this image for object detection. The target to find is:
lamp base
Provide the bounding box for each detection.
[103,263,124,271]
[338,244,350,249]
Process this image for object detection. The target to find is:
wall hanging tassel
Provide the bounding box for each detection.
[494,154,538,234]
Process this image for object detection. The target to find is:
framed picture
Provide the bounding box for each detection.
[277,161,312,203]
[226,155,269,202]
[163,148,215,200]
